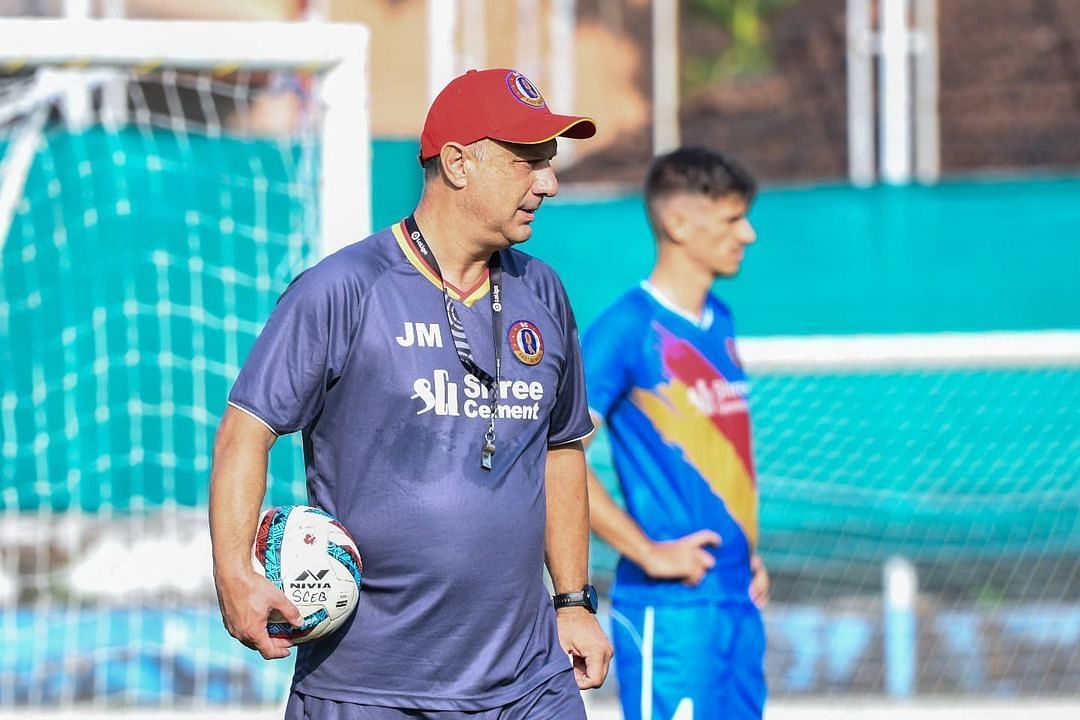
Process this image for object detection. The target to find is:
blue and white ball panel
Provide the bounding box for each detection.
[252,505,363,643]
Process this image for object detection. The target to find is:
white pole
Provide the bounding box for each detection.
[883,556,917,698]
[652,0,680,155]
[461,0,486,71]
[0,19,368,69]
[549,0,577,166]
[428,0,459,104]
[879,0,912,184]
[0,107,48,253]
[320,25,372,253]
[100,0,128,129]
[62,0,93,129]
[913,0,940,184]
[846,0,875,187]
[517,0,542,81]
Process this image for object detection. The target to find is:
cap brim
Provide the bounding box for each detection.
[491,114,597,146]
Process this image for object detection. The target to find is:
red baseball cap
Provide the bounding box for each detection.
[419,68,597,162]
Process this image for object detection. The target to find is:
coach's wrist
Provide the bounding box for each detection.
[213,555,255,579]
[555,605,594,617]
[553,584,599,614]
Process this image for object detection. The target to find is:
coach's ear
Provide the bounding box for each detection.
[439,142,468,189]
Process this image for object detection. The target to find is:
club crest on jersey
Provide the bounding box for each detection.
[505,71,546,109]
[726,337,743,368]
[508,320,544,365]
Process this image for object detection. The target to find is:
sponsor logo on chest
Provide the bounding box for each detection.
[686,378,751,417]
[410,370,545,420]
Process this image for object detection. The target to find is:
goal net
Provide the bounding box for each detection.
[0,18,367,709]
[589,330,1080,697]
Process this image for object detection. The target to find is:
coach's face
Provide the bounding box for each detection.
[467,138,559,246]
[674,193,757,278]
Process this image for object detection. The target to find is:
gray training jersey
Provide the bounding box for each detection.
[228,221,594,710]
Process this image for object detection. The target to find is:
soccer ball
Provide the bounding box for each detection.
[251,504,363,643]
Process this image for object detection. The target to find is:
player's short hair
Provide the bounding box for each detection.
[422,155,440,183]
[644,146,757,232]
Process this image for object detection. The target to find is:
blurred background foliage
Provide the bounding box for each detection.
[685,0,798,88]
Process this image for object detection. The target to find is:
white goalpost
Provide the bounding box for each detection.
[739,330,1080,370]
[0,17,368,712]
[0,18,370,253]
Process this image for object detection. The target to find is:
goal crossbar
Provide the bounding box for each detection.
[0,18,364,71]
[740,330,1080,371]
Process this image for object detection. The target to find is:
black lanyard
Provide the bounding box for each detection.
[404,215,503,471]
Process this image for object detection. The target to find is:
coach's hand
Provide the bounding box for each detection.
[556,607,613,689]
[643,529,721,587]
[214,568,302,660]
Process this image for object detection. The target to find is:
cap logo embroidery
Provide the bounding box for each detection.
[505,71,546,109]
[509,320,544,365]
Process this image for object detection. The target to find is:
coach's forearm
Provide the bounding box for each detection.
[544,441,590,594]
[209,405,277,577]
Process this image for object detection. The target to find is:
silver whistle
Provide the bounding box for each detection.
[480,440,495,471]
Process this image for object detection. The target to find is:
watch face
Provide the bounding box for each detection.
[585,584,599,612]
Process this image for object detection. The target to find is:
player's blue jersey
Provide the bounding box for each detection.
[584,282,758,605]
[229,222,593,710]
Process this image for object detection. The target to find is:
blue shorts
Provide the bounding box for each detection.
[610,599,766,720]
[282,668,585,719]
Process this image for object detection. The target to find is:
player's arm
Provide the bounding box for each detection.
[750,552,771,608]
[584,413,720,587]
[209,405,302,660]
[545,440,613,690]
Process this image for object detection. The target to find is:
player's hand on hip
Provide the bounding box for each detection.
[214,568,302,660]
[749,553,771,608]
[555,607,613,689]
[644,529,721,586]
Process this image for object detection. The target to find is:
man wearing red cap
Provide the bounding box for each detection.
[210,68,611,718]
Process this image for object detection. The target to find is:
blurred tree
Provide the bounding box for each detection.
[685,0,796,88]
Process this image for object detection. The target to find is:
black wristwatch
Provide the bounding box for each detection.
[553,584,599,614]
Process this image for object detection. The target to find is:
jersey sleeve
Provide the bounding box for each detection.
[228,261,361,435]
[546,277,595,446]
[581,297,639,421]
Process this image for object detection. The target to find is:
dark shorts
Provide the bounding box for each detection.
[283,669,585,720]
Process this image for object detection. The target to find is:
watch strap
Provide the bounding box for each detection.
[553,584,598,613]
[553,590,587,608]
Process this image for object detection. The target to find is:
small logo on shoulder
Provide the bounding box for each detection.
[509,320,544,365]
[726,337,743,369]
